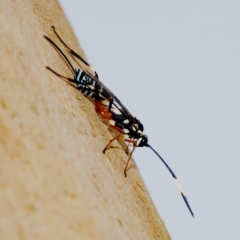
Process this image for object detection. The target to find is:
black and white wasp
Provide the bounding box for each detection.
[44,26,194,217]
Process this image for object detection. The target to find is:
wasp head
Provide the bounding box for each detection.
[137,133,148,147]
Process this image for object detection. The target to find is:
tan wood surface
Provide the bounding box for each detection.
[0,1,171,239]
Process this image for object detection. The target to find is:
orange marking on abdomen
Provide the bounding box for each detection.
[95,101,112,119]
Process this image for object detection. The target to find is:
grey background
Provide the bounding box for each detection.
[58,1,240,239]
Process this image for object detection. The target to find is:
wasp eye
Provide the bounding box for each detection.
[138,135,148,147]
[138,123,144,132]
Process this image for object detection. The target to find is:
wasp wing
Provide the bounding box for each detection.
[85,70,135,122]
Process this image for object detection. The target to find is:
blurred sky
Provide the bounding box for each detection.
[58,1,240,239]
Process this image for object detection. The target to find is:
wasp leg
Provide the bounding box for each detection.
[125,143,130,154]
[102,134,121,154]
[123,146,136,177]
[44,35,75,75]
[51,26,98,79]
[109,124,124,133]
[46,66,76,84]
[106,98,117,116]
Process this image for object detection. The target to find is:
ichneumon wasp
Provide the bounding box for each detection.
[44,26,194,217]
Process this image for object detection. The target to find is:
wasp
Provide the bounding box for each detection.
[44,26,194,217]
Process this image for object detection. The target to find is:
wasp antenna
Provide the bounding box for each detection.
[44,35,75,75]
[147,144,194,217]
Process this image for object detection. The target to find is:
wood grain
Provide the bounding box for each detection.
[0,0,171,239]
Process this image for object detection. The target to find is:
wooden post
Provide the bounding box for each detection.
[0,0,171,239]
